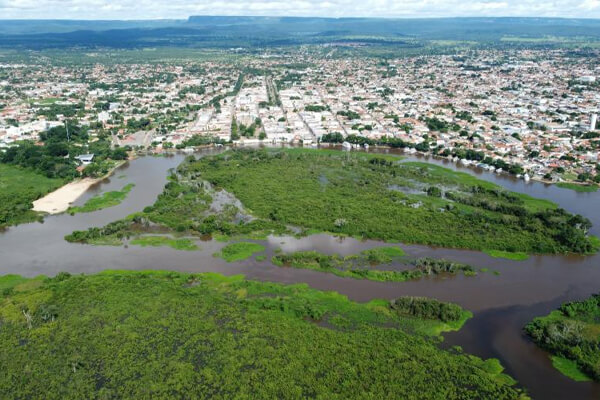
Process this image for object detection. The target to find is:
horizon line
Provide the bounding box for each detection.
[1,15,600,22]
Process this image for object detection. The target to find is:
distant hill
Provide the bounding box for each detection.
[1,16,600,50]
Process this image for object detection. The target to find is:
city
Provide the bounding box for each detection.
[2,48,599,188]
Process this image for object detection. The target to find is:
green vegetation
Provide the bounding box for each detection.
[130,236,199,251]
[65,157,289,246]
[556,182,599,193]
[484,250,530,261]
[391,296,466,323]
[272,250,477,282]
[0,270,524,399]
[66,149,598,257]
[551,356,592,382]
[0,163,64,227]
[190,148,596,254]
[1,124,128,180]
[215,242,266,262]
[361,246,406,263]
[68,183,135,214]
[525,294,600,381]
[0,274,29,292]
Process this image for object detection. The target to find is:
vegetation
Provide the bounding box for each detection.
[550,356,592,382]
[484,250,530,261]
[361,246,406,263]
[525,294,600,381]
[66,149,598,257]
[65,156,289,246]
[0,270,524,399]
[272,250,477,282]
[556,182,599,193]
[0,163,64,227]
[1,124,128,180]
[214,242,266,262]
[390,296,465,323]
[190,148,597,255]
[130,236,199,251]
[176,135,227,149]
[68,184,135,214]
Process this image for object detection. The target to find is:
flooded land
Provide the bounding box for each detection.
[1,146,600,399]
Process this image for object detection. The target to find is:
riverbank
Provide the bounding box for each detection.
[33,177,100,214]
[320,142,599,191]
[32,160,126,214]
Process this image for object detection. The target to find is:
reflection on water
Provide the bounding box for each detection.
[1,146,600,399]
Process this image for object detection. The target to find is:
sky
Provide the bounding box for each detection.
[1,0,600,20]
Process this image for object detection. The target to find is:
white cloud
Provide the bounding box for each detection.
[0,0,599,19]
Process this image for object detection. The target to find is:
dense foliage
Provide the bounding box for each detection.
[525,294,600,381]
[189,148,597,254]
[391,297,464,323]
[0,271,524,399]
[65,161,288,245]
[1,123,128,181]
[0,164,64,227]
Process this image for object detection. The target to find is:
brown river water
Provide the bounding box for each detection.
[1,146,599,399]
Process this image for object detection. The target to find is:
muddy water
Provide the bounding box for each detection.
[1,146,600,399]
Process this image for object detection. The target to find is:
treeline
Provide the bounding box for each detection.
[319,133,527,177]
[525,294,600,381]
[1,124,128,179]
[1,141,79,179]
[1,124,87,179]
[436,148,525,175]
[176,135,227,148]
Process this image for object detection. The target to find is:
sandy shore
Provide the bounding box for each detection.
[33,178,99,214]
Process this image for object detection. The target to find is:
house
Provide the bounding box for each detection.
[75,154,94,165]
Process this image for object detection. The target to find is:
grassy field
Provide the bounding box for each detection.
[0,270,524,399]
[68,183,135,214]
[0,164,65,227]
[214,242,266,262]
[551,356,592,382]
[130,235,199,251]
[526,295,600,382]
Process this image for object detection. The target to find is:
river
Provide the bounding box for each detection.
[1,145,599,399]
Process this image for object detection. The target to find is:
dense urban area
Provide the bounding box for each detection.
[1,48,599,188]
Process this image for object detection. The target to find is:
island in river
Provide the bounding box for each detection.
[526,294,600,383]
[67,148,599,255]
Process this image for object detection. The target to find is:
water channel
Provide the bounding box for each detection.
[1,145,599,399]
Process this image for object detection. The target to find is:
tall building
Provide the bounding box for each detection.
[591,114,598,132]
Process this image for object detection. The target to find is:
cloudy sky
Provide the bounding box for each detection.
[1,0,600,19]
